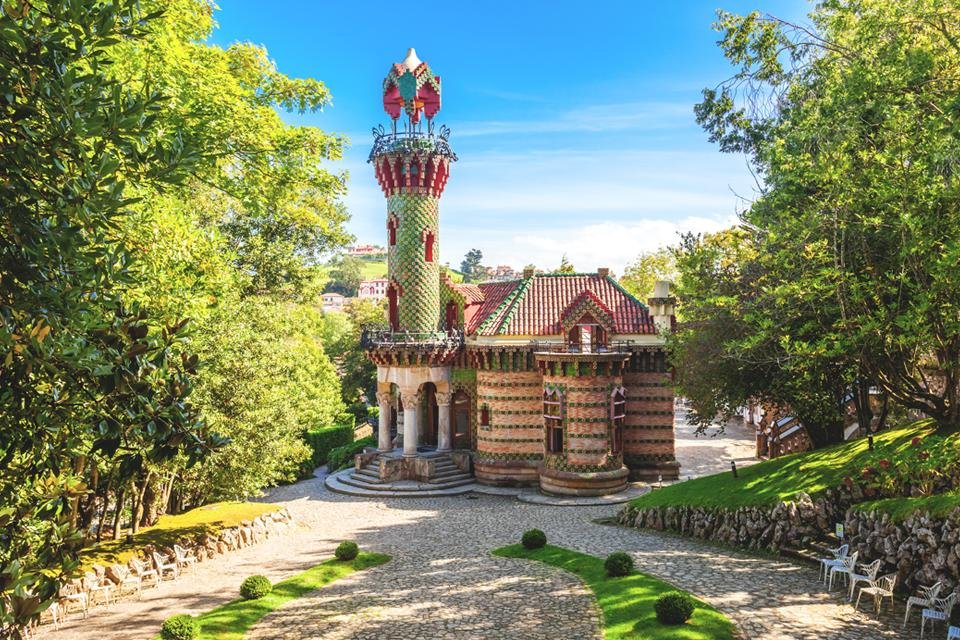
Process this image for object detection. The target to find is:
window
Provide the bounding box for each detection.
[387,217,397,246]
[387,285,399,331]
[544,388,563,453]
[568,322,608,353]
[611,387,626,455]
[480,405,490,429]
[424,230,435,262]
[445,301,457,333]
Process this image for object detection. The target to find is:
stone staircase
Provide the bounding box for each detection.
[337,453,474,493]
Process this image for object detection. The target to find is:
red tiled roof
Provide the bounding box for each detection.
[470,273,655,336]
[454,283,485,304]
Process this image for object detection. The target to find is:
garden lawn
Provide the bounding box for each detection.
[186,552,390,639]
[80,502,280,570]
[632,422,945,511]
[852,490,960,522]
[493,544,735,640]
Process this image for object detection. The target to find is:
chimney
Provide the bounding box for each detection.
[597,267,610,277]
[647,280,676,335]
[522,266,536,279]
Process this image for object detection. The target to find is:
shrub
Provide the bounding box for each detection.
[239,575,272,600]
[160,614,199,640]
[328,436,376,471]
[521,529,547,550]
[335,540,359,561]
[654,591,695,625]
[604,551,634,577]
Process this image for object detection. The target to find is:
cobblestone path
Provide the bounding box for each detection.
[44,471,919,640]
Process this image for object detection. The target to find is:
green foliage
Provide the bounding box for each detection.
[80,502,279,571]
[493,544,734,640]
[521,529,547,550]
[301,422,354,474]
[335,541,359,561]
[619,249,677,301]
[851,432,960,499]
[185,553,390,640]
[325,255,365,297]
[327,437,376,472]
[604,552,634,577]
[460,249,485,283]
[654,591,695,625]
[632,423,942,511]
[690,1,960,430]
[185,300,345,501]
[321,300,382,409]
[556,254,575,274]
[161,614,199,640]
[852,491,960,523]
[239,575,272,600]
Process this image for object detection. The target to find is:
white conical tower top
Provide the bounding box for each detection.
[401,48,422,71]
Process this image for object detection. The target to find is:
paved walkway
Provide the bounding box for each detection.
[42,469,918,640]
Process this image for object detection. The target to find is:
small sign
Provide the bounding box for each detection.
[835,523,845,540]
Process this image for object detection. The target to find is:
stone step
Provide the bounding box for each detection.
[428,474,472,486]
[432,468,467,480]
[351,469,383,483]
[337,474,474,492]
[324,471,475,498]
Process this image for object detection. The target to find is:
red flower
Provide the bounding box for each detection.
[912,437,922,446]
[878,459,891,470]
[918,451,930,461]
[843,476,854,488]
[862,467,873,478]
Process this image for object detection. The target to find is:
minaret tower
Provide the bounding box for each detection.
[370,48,457,333]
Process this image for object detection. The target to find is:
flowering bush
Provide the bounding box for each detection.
[853,435,960,499]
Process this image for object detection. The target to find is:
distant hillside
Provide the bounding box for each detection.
[355,259,463,284]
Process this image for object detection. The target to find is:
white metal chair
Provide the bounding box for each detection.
[828,550,858,592]
[83,570,115,606]
[920,592,957,639]
[173,544,197,575]
[130,557,160,590]
[57,580,88,619]
[152,551,179,581]
[905,581,943,628]
[818,543,848,583]
[847,558,882,602]
[855,572,897,617]
[947,626,960,640]
[110,563,142,599]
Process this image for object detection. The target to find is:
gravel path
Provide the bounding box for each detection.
[37,423,918,640]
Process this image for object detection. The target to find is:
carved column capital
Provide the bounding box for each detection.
[435,391,452,406]
[375,391,392,405]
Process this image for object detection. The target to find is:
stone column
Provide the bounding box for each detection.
[400,387,421,458]
[436,391,452,452]
[376,390,392,452]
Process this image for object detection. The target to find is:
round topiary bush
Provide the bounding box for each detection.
[521,528,547,550]
[654,591,695,625]
[160,614,199,640]
[335,540,359,561]
[239,575,272,600]
[604,551,634,577]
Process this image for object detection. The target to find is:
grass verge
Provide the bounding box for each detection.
[493,544,735,640]
[632,422,943,511]
[81,502,280,570]
[168,552,390,640]
[852,490,960,522]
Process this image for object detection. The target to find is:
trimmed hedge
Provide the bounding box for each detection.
[335,541,359,561]
[299,413,356,476]
[160,614,199,640]
[655,591,695,625]
[239,575,272,600]
[604,552,634,577]
[521,529,547,550]
[328,436,376,471]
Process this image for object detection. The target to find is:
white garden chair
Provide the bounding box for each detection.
[130,557,160,590]
[110,563,142,599]
[152,551,179,581]
[948,626,960,640]
[57,580,87,619]
[847,558,882,602]
[920,592,957,639]
[854,572,897,617]
[904,581,943,628]
[83,570,115,606]
[828,550,858,592]
[173,544,197,575]
[818,543,848,583]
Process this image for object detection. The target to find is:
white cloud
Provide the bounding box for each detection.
[454,102,692,137]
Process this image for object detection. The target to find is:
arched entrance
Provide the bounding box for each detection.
[453,390,471,450]
[422,382,439,448]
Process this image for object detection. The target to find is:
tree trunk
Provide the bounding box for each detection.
[111,485,125,541]
[96,474,113,543]
[131,471,152,535]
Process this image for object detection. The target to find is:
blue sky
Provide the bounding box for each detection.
[211,0,810,275]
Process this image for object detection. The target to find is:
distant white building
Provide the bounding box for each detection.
[322,292,347,312]
[347,244,386,257]
[358,278,389,302]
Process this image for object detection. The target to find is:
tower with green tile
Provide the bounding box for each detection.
[370,48,457,333]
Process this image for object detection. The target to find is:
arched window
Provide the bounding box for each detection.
[387,284,399,331]
[445,301,457,333]
[610,386,626,455]
[480,404,490,428]
[424,230,435,262]
[544,388,564,453]
[387,217,397,246]
[568,322,608,353]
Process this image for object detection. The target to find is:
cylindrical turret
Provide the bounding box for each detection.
[370,48,456,333]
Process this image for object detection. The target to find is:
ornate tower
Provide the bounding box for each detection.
[370,48,457,333]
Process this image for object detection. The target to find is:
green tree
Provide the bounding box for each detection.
[325,255,364,297]
[682,0,960,434]
[0,1,221,633]
[620,249,677,300]
[557,254,575,274]
[460,249,484,283]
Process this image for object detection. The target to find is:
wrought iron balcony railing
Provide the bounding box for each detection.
[529,340,635,355]
[361,327,464,350]
[368,125,458,162]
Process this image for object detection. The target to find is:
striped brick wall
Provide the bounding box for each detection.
[475,370,543,460]
[543,373,621,469]
[622,371,676,474]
